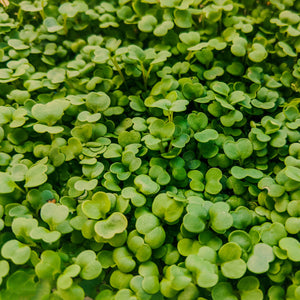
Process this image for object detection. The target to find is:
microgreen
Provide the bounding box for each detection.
[0,0,299,298]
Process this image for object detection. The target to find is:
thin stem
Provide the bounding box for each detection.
[186,51,193,61]
[17,7,23,27]
[168,111,174,123]
[167,140,173,153]
[159,141,165,153]
[39,0,45,20]
[145,64,153,88]
[63,16,68,35]
[14,183,26,194]
[140,62,147,90]
[111,57,127,88]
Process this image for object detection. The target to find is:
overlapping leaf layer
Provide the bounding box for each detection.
[0,0,300,299]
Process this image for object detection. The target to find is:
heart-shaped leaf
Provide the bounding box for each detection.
[32,100,68,125]
[95,212,128,239]
[1,240,31,265]
[82,192,111,219]
[248,43,268,62]
[0,172,16,194]
[41,203,69,227]
[24,164,48,188]
[223,138,253,161]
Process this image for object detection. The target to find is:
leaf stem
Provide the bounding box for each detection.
[186,51,193,61]
[140,62,147,90]
[17,7,23,28]
[14,183,26,194]
[145,64,153,88]
[39,0,45,20]
[159,141,165,153]
[111,56,127,88]
[167,140,173,153]
[63,16,68,35]
[168,112,174,123]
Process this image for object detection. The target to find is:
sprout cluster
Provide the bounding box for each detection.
[0,0,300,299]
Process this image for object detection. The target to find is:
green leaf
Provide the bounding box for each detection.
[211,81,230,96]
[59,1,88,18]
[134,174,160,195]
[30,227,61,243]
[149,119,175,140]
[174,9,192,28]
[35,250,61,279]
[153,21,174,37]
[0,260,9,285]
[194,129,219,143]
[285,166,300,182]
[231,37,247,57]
[75,250,102,280]
[138,15,157,32]
[1,240,31,265]
[247,243,274,273]
[41,203,69,227]
[24,164,48,188]
[231,166,263,180]
[43,17,64,33]
[0,172,16,194]
[74,179,98,191]
[203,67,224,80]
[179,31,201,46]
[223,138,253,161]
[128,45,145,61]
[212,282,238,300]
[47,68,66,83]
[279,237,300,262]
[82,191,111,219]
[248,43,268,63]
[32,100,67,125]
[8,39,29,50]
[86,92,111,113]
[94,212,128,239]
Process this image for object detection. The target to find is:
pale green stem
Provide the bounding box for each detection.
[14,183,26,194]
